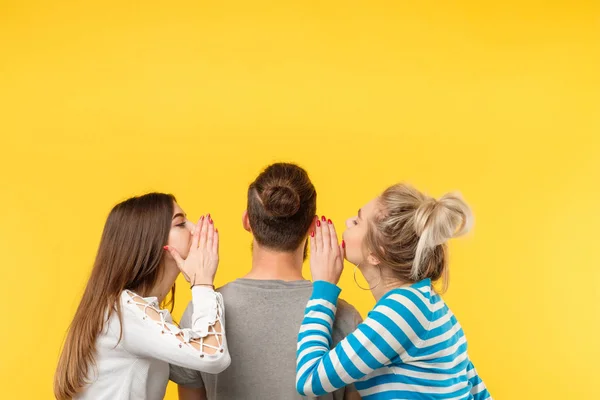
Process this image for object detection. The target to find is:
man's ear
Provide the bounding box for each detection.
[307,215,318,237]
[242,210,252,232]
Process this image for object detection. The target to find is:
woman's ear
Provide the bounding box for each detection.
[367,253,381,266]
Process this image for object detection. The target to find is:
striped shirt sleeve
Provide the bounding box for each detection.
[296,281,427,397]
[466,360,492,400]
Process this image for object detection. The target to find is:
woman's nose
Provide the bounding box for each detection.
[186,220,195,233]
[345,218,354,228]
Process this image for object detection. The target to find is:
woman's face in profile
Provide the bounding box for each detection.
[166,202,195,260]
[342,197,379,266]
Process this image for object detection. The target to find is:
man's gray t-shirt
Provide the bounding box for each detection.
[171,279,363,400]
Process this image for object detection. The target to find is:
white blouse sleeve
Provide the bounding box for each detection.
[118,286,230,374]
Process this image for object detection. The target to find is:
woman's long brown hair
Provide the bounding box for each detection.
[54,193,177,399]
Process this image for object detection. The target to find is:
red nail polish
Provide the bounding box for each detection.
[163,246,169,250]
[207,213,211,218]
[316,220,321,227]
[310,231,315,237]
[328,219,332,224]
[321,216,326,222]
[341,240,345,249]
[209,218,213,224]
[215,228,218,233]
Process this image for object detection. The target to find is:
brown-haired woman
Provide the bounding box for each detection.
[54,193,229,400]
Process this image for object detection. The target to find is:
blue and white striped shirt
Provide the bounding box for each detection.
[296,279,491,400]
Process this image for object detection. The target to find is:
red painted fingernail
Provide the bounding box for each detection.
[328,219,332,224]
[163,246,169,250]
[316,220,321,227]
[207,213,211,218]
[342,240,345,249]
[215,228,218,233]
[209,217,213,224]
[321,216,326,222]
[311,231,315,237]
[201,216,204,220]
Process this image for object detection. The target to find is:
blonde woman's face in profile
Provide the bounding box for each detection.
[342,197,379,266]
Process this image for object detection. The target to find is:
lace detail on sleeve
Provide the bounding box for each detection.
[125,290,225,355]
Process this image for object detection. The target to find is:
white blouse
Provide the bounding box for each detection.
[76,286,229,400]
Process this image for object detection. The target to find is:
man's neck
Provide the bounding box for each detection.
[243,241,306,281]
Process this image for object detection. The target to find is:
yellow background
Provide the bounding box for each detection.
[1,1,598,399]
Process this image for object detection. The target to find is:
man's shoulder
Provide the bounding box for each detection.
[216,280,236,293]
[214,280,257,299]
[337,297,361,316]
[179,281,239,327]
[333,297,363,334]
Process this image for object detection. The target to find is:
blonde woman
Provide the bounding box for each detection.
[296,183,491,399]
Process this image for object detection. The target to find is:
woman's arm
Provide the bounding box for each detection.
[467,360,492,400]
[119,286,230,373]
[119,216,230,373]
[297,218,426,396]
[296,281,426,397]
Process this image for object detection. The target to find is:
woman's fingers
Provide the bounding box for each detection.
[191,218,202,249]
[308,215,344,285]
[338,241,346,271]
[328,219,340,251]
[165,245,185,271]
[198,214,209,249]
[206,215,215,251]
[320,216,331,250]
[213,228,219,254]
[314,216,323,253]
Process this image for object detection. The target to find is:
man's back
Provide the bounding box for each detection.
[174,279,362,400]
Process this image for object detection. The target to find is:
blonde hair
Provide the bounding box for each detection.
[364,183,473,292]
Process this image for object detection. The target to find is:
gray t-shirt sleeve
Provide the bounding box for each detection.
[168,301,205,388]
[332,300,364,394]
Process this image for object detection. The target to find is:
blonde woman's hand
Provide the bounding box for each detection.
[309,216,344,285]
